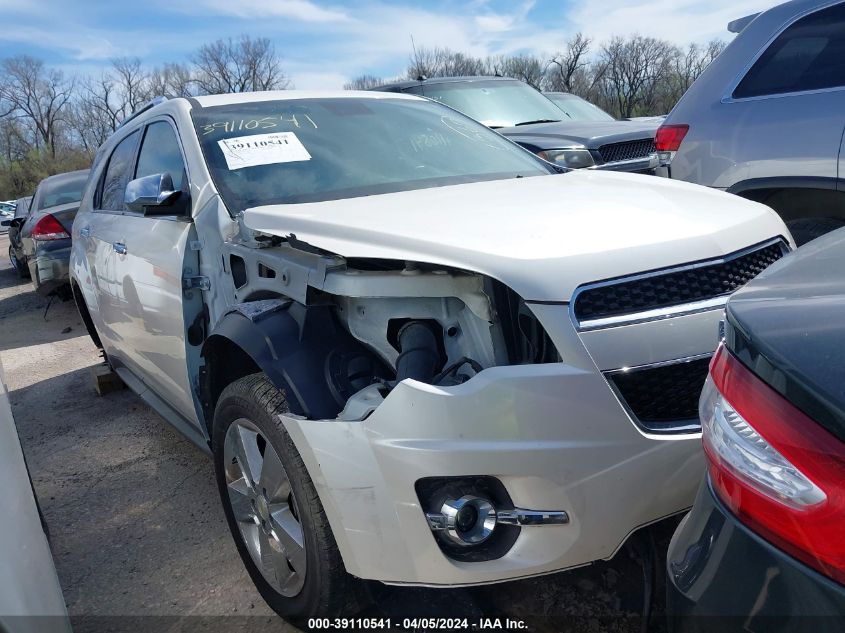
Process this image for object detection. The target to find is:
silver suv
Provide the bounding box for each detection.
[659,0,845,245]
[70,91,788,623]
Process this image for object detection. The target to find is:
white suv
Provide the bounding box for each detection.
[70,91,789,623]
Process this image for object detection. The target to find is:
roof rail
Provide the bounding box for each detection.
[118,96,168,129]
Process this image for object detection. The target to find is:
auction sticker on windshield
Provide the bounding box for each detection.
[217,131,311,170]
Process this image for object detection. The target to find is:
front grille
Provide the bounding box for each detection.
[597,139,656,163]
[573,241,788,324]
[607,356,711,432]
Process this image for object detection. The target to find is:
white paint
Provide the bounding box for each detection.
[243,168,792,302]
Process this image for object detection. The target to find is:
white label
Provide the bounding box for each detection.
[217,132,311,170]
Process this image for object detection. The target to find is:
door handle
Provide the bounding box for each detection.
[113,242,127,255]
[79,226,90,238]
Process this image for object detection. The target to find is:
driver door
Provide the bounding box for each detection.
[100,118,204,429]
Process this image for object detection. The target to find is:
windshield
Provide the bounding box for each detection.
[406,80,564,128]
[192,97,553,210]
[36,173,88,211]
[544,93,615,122]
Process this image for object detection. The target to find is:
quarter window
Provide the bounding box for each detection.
[734,4,845,99]
[99,130,140,211]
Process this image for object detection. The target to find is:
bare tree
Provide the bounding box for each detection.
[68,57,154,153]
[343,74,386,90]
[407,46,485,79]
[499,54,546,89]
[547,33,591,92]
[149,62,195,98]
[596,35,678,118]
[192,35,289,94]
[666,39,726,102]
[0,55,74,158]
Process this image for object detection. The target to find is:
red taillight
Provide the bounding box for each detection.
[31,214,69,241]
[702,345,845,584]
[654,124,689,152]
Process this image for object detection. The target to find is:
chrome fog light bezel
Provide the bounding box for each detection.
[438,495,497,546]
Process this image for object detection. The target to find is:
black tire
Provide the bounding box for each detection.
[787,217,845,246]
[9,245,29,279]
[71,284,103,350]
[213,373,365,623]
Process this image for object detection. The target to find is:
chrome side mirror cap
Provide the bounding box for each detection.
[125,173,180,213]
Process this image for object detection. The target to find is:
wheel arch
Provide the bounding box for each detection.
[728,177,845,224]
[200,300,389,440]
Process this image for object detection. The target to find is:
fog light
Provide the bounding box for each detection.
[431,496,497,546]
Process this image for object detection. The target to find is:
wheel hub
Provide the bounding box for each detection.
[255,494,270,523]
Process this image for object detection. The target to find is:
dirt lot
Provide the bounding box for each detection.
[0,231,675,633]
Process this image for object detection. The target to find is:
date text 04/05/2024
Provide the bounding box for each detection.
[307,618,529,630]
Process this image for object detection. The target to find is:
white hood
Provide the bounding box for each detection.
[242,170,790,302]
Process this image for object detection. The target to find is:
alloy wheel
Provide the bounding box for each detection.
[223,418,306,597]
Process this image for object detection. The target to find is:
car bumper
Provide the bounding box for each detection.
[282,304,708,586]
[29,240,71,296]
[667,478,845,631]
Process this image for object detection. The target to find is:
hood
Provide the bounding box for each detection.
[499,119,659,150]
[242,171,789,302]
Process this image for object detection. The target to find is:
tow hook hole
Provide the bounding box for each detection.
[447,325,459,337]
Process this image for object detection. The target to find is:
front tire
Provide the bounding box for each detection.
[213,373,364,623]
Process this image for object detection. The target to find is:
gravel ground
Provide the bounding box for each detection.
[0,232,676,633]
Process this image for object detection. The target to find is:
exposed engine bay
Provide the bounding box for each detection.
[221,237,559,421]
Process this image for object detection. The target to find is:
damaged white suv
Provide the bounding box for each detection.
[70,91,790,622]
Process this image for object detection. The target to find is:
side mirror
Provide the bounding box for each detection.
[125,173,181,214]
[1,219,11,227]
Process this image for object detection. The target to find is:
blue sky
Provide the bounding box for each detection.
[0,0,770,89]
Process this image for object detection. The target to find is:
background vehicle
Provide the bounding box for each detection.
[4,196,32,276]
[71,91,789,623]
[375,77,661,173]
[658,0,845,245]
[544,92,667,125]
[543,92,616,122]
[10,170,88,297]
[0,357,72,633]
[667,227,845,631]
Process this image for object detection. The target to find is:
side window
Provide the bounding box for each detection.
[135,121,187,191]
[99,130,140,211]
[734,4,845,99]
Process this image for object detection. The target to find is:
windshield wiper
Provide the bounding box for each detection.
[514,119,561,126]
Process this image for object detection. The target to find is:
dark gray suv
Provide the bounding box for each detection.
[375,77,661,174]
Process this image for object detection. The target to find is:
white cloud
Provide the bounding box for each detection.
[186,0,349,23]
[0,26,126,60]
[567,0,770,45]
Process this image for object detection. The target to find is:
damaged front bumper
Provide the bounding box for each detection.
[282,307,706,586]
